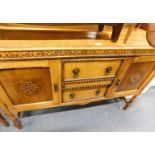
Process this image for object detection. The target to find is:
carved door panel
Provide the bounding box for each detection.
[117,62,155,91]
[0,60,61,112]
[106,57,155,97]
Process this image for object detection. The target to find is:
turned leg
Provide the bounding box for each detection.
[122,95,137,110]
[17,112,21,119]
[0,113,9,127]
[0,102,22,129]
[13,119,22,129]
[111,23,124,42]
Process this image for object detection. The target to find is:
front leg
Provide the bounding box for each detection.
[0,101,22,129]
[122,95,137,110]
[13,119,22,129]
[0,113,9,127]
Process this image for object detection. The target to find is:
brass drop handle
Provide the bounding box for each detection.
[70,92,75,99]
[105,66,112,75]
[72,68,80,78]
[96,89,101,96]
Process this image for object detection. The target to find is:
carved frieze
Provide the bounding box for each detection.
[62,84,110,91]
[64,77,115,84]
[0,49,155,60]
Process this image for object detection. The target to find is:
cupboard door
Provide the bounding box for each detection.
[106,57,155,97]
[116,61,155,92]
[0,60,61,112]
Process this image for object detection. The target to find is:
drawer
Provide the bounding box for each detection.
[63,59,122,80]
[63,87,107,102]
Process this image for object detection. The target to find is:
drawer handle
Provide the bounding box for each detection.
[70,93,76,99]
[105,66,112,75]
[96,89,101,96]
[72,68,80,78]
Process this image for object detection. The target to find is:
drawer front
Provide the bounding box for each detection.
[63,87,107,102]
[63,59,122,80]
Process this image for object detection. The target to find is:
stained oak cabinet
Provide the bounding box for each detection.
[1,57,154,113]
[0,55,155,129]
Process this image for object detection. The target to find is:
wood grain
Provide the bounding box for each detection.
[63,87,107,102]
[116,61,155,91]
[0,68,53,105]
[0,24,154,128]
[64,59,122,80]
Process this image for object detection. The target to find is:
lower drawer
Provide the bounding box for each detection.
[63,87,107,102]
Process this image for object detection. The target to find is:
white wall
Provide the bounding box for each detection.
[142,77,155,94]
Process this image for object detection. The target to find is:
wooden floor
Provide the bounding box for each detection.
[0,24,152,51]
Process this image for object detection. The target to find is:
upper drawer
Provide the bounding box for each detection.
[63,58,122,80]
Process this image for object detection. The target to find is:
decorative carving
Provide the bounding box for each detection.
[64,77,115,84]
[19,80,40,95]
[63,76,114,91]
[129,71,143,84]
[62,58,123,62]
[0,49,155,60]
[62,84,109,91]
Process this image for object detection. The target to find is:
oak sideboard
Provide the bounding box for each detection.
[0,36,155,129]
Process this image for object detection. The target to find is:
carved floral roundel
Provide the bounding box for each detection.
[19,80,40,95]
[128,71,143,84]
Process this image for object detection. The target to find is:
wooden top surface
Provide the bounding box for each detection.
[0,24,153,51]
[0,23,98,32]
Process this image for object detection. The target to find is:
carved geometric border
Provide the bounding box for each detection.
[0,49,155,60]
[64,77,115,85]
[62,77,114,91]
[62,84,110,91]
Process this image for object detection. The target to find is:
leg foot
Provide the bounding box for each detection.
[123,104,130,110]
[0,102,22,129]
[13,119,22,129]
[122,96,137,110]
